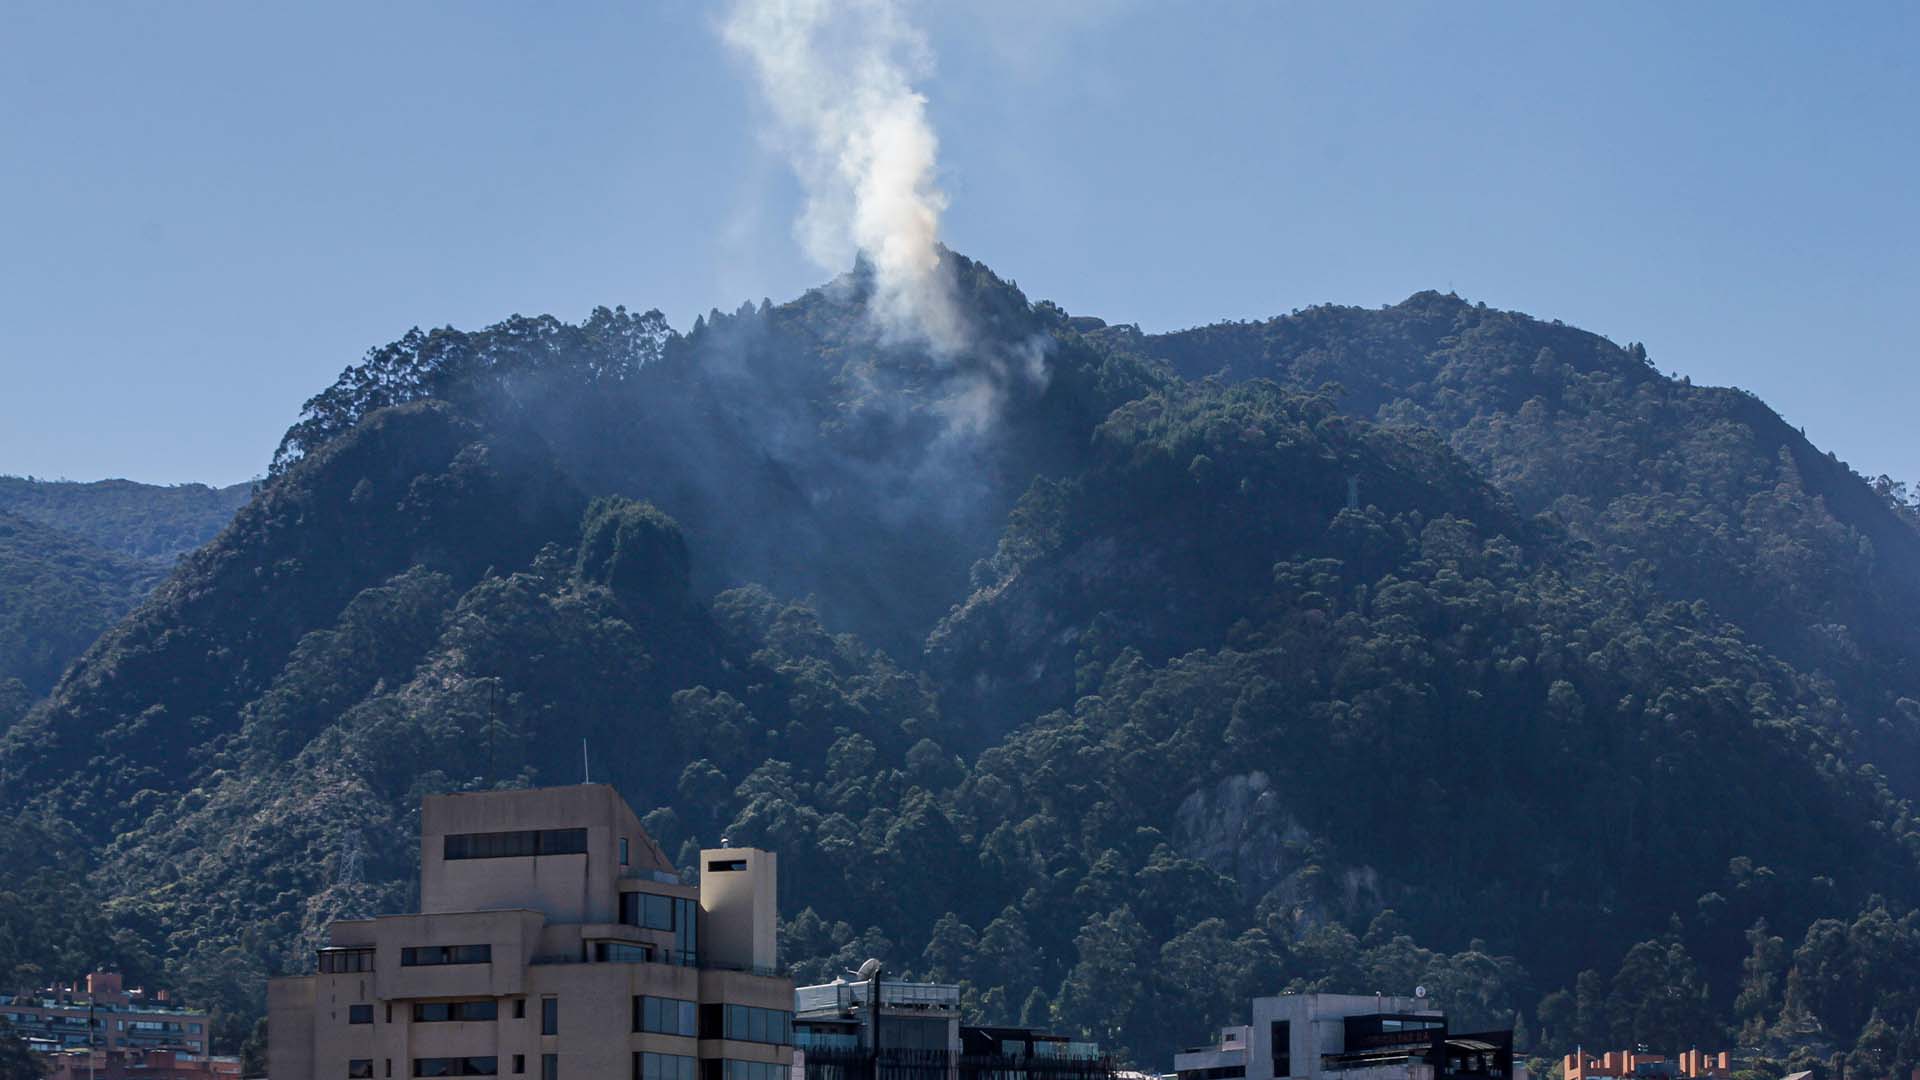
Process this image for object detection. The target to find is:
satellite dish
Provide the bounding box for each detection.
[1414,986,1428,999]
[856,958,883,980]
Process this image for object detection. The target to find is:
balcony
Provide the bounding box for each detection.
[621,868,686,886]
[528,947,783,979]
[796,1032,863,1052]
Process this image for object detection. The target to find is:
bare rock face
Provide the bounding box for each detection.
[929,533,1166,732]
[1175,771,1383,933]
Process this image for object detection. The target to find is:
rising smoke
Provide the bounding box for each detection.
[723,0,967,353]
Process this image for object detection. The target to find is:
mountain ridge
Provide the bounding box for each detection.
[2,257,1917,1072]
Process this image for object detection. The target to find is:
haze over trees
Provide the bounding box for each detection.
[1,255,1917,1075]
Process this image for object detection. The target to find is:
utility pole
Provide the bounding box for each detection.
[869,964,883,1080]
[86,993,96,1080]
[487,678,497,788]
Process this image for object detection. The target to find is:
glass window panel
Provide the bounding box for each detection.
[645,894,672,930]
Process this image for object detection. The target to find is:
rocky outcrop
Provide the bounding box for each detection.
[1175,771,1384,932]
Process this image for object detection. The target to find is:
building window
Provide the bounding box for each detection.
[414,1002,498,1023]
[513,1057,525,1075]
[712,1005,791,1046]
[401,945,492,967]
[351,1062,374,1079]
[620,892,673,930]
[874,1016,946,1052]
[618,895,698,964]
[541,998,558,1036]
[720,1061,786,1080]
[444,829,588,860]
[635,1053,697,1080]
[621,838,630,866]
[542,1055,558,1080]
[596,942,655,963]
[1271,1021,1290,1079]
[514,1000,526,1020]
[349,1005,374,1025]
[190,1024,204,1034]
[634,997,698,1037]
[413,1059,498,1077]
[318,948,376,973]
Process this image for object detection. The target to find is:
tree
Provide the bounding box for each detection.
[1605,937,1716,1051]
[920,913,976,984]
[1734,920,1787,1043]
[0,1022,38,1080]
[1056,907,1151,1057]
[574,497,690,614]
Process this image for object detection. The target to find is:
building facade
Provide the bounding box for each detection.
[41,1047,242,1080]
[792,975,1108,1080]
[0,972,214,1058]
[1564,1050,1732,1080]
[1174,994,1523,1080]
[269,784,794,1080]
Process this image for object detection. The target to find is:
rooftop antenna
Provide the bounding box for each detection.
[582,738,591,784]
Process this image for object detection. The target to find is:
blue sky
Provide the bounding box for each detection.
[1,2,1913,487]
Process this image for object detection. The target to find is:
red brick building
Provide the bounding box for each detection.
[0,973,215,1063]
[1563,1050,1732,1080]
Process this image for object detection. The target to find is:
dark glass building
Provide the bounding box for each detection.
[793,978,1112,1080]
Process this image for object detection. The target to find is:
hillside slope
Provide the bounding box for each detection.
[0,476,251,560]
[0,509,162,697]
[3,260,1918,1069]
[0,476,252,695]
[1114,296,1920,787]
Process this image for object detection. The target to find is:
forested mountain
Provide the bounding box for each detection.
[0,476,251,560]
[3,257,1918,1077]
[0,509,162,699]
[0,476,251,696]
[1110,299,1920,790]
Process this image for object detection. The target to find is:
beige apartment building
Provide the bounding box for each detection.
[269,784,793,1080]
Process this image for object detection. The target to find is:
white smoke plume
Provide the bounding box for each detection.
[723,0,967,353]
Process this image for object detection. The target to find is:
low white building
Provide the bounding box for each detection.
[1173,994,1522,1080]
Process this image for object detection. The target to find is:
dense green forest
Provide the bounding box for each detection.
[0,477,250,695]
[0,477,250,560]
[2,255,1918,1078]
[0,510,161,698]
